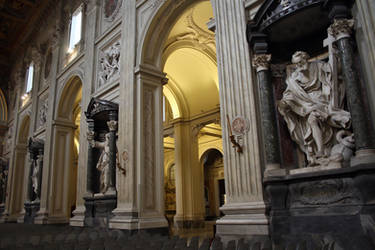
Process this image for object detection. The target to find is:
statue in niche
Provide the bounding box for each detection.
[31,158,40,196]
[90,133,111,194]
[98,42,120,87]
[278,51,353,166]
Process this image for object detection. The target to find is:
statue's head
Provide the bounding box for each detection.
[292,51,310,67]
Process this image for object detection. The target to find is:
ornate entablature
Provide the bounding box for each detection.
[85,98,119,121]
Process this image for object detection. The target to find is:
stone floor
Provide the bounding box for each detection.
[0,223,348,249]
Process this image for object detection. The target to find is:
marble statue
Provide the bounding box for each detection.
[90,133,111,194]
[278,51,352,166]
[31,159,40,197]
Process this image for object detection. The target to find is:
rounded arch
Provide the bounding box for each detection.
[162,39,217,69]
[57,75,83,120]
[0,88,7,122]
[139,0,213,68]
[199,146,223,160]
[17,115,30,144]
[200,148,223,165]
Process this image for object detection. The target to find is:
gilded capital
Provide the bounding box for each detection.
[328,19,354,40]
[107,120,118,131]
[252,54,271,72]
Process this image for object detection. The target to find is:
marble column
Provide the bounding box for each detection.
[212,0,269,240]
[36,149,43,201]
[173,121,205,230]
[85,119,95,195]
[34,7,63,224]
[107,113,118,194]
[252,54,283,176]
[328,18,375,160]
[26,152,35,202]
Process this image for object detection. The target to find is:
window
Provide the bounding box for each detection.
[21,62,34,101]
[25,63,34,93]
[68,7,82,53]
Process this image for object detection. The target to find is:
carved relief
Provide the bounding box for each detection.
[144,89,155,209]
[39,100,48,127]
[175,9,215,46]
[98,41,121,88]
[288,179,360,207]
[231,116,249,136]
[104,0,122,21]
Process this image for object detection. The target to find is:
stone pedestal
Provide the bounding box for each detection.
[264,164,375,249]
[84,194,117,228]
[24,201,40,224]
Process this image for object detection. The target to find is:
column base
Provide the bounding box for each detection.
[69,205,85,227]
[351,149,375,166]
[109,208,168,231]
[173,214,205,229]
[34,208,49,224]
[216,201,269,242]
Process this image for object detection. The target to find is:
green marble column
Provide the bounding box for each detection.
[107,111,118,193]
[86,119,95,195]
[253,54,282,171]
[329,19,375,151]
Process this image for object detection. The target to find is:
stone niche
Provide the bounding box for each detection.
[24,137,44,224]
[84,98,119,228]
[0,157,8,215]
[248,0,375,249]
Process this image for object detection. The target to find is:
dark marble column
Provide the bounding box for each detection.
[86,119,95,195]
[107,111,118,193]
[36,149,44,201]
[328,19,375,152]
[252,54,282,174]
[27,151,35,202]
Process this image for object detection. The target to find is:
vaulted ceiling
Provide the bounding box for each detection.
[0,0,48,90]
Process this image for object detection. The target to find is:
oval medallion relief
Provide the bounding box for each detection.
[104,0,122,21]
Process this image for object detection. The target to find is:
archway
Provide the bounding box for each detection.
[48,76,82,223]
[200,149,224,220]
[153,0,222,237]
[8,115,30,221]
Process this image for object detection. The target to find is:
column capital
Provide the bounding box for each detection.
[86,130,95,142]
[107,120,118,132]
[328,18,354,40]
[252,54,271,72]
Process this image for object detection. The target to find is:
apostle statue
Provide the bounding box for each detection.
[278,51,353,166]
[90,133,111,194]
[31,159,40,197]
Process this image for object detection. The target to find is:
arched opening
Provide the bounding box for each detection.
[9,115,30,221]
[49,76,82,223]
[200,149,224,220]
[152,0,222,237]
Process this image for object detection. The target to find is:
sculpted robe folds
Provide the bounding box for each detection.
[278,52,351,166]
